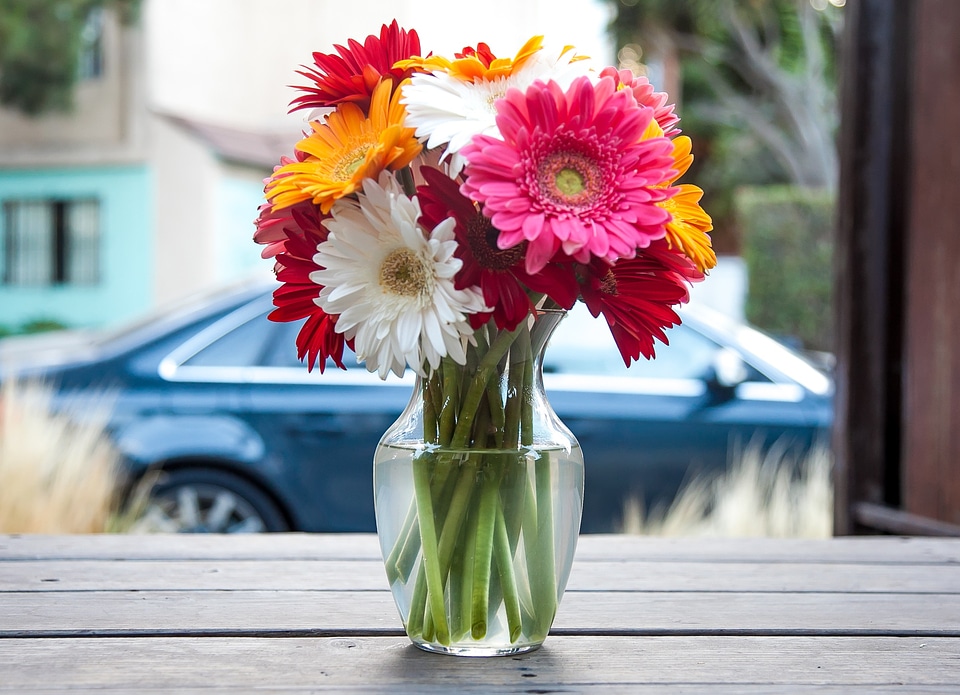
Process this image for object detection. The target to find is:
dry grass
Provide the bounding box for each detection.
[619,440,833,538]
[0,379,133,533]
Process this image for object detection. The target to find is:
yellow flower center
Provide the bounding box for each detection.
[555,168,585,196]
[332,146,369,182]
[539,150,602,207]
[379,248,431,298]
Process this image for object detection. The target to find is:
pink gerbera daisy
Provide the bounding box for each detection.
[460,75,677,275]
[600,67,681,138]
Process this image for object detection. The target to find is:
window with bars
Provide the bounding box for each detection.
[1,199,101,286]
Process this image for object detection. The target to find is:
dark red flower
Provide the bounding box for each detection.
[253,197,348,372]
[417,166,578,331]
[580,242,704,365]
[290,20,423,112]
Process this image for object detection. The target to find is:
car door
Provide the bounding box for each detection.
[241,315,411,532]
[542,312,822,532]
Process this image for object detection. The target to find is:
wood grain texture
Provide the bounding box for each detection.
[4,558,959,593]
[3,590,959,636]
[902,0,960,526]
[1,636,957,691]
[3,534,960,691]
[4,534,960,563]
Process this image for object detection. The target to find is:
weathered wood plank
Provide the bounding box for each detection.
[0,637,957,691]
[3,558,959,594]
[3,534,960,564]
[14,688,957,695]
[2,590,959,636]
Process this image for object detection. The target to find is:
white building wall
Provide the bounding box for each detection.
[149,116,222,306]
[143,0,616,134]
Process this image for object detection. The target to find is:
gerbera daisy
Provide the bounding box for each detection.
[579,242,704,365]
[290,20,423,112]
[253,194,323,265]
[311,173,487,379]
[460,75,677,275]
[658,135,716,273]
[396,35,545,82]
[261,207,349,373]
[265,80,422,214]
[600,67,681,138]
[416,166,578,330]
[399,40,591,175]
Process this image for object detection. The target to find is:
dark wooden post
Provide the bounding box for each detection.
[834,0,960,535]
[900,0,960,528]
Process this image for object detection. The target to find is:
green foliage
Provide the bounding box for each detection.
[0,319,70,338]
[604,0,843,253]
[736,186,835,352]
[0,0,140,116]
[20,319,70,335]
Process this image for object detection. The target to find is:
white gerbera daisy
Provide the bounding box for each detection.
[310,173,487,379]
[401,47,593,175]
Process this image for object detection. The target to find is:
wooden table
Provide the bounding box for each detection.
[2,534,959,692]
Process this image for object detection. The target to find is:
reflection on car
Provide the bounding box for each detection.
[0,279,833,533]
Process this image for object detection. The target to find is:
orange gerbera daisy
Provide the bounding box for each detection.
[656,133,716,273]
[265,80,422,213]
[395,35,544,82]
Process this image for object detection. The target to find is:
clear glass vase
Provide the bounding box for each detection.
[373,309,585,656]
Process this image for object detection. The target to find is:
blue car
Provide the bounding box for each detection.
[0,279,833,533]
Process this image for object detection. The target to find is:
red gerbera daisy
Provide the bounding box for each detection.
[254,201,348,373]
[254,155,312,262]
[580,242,704,365]
[290,20,424,112]
[416,166,578,330]
[253,196,322,264]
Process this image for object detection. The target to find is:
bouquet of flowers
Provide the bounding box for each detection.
[254,20,714,654]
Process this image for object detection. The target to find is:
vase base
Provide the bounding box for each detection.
[411,639,543,657]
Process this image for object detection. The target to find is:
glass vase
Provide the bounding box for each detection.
[373,308,585,656]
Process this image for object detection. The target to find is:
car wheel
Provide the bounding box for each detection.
[134,468,290,533]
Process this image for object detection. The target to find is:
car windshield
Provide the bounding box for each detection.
[545,306,721,380]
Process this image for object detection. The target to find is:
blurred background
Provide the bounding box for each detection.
[0,0,846,535]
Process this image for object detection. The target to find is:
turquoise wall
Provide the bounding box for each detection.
[0,165,153,330]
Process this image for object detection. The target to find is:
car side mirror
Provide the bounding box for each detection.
[704,348,748,401]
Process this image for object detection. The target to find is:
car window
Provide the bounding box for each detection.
[545,319,719,380]
[181,314,275,367]
[259,317,367,370]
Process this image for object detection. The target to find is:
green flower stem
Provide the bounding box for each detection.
[397,166,417,197]
[532,456,558,637]
[470,463,500,640]
[516,332,534,446]
[388,307,568,648]
[450,324,524,448]
[422,594,436,643]
[454,492,480,641]
[404,558,427,637]
[404,454,480,639]
[500,457,527,555]
[387,323,525,588]
[412,455,450,645]
[439,359,459,446]
[390,515,420,583]
[385,375,439,584]
[494,498,522,643]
